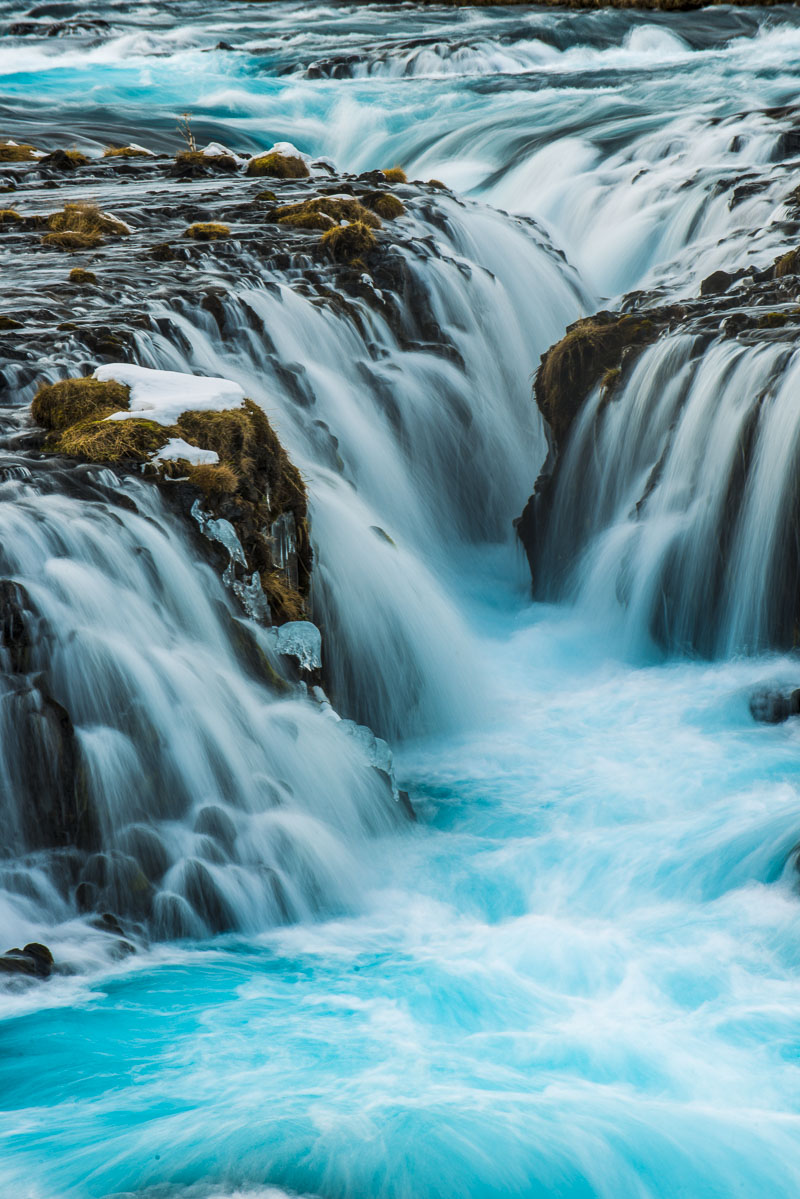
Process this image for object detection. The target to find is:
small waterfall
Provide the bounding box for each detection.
[0,452,402,961]
[534,329,800,657]
[117,194,587,736]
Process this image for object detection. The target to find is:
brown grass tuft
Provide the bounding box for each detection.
[68,267,97,285]
[103,145,151,158]
[363,191,404,220]
[185,222,231,240]
[381,167,407,184]
[320,220,378,262]
[0,143,38,162]
[31,376,130,431]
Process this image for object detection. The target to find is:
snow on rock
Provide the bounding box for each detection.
[271,621,322,670]
[265,141,334,171]
[94,364,245,426]
[152,438,219,466]
[202,141,246,166]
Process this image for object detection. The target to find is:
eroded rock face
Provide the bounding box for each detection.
[517,236,800,607]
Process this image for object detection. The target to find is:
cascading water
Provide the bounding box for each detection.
[4,4,800,1198]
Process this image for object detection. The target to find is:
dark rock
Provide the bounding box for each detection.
[0,942,54,978]
[6,687,96,852]
[749,687,800,724]
[38,149,81,172]
[0,579,33,674]
[700,269,734,297]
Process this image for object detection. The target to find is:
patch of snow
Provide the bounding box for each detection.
[201,141,246,166]
[95,364,245,427]
[152,438,219,466]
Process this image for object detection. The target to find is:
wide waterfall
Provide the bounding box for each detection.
[3,3,800,1198]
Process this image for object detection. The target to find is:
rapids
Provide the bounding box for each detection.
[2,3,800,1198]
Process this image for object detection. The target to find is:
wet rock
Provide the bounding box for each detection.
[749,687,800,724]
[0,942,54,978]
[6,686,96,852]
[700,269,734,297]
[194,805,238,854]
[0,579,33,673]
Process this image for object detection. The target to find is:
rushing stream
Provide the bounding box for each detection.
[3,3,800,1197]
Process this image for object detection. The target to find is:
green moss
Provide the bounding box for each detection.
[601,367,621,392]
[68,267,97,285]
[0,143,38,162]
[31,376,131,431]
[381,167,407,184]
[254,189,278,204]
[0,315,22,331]
[757,311,789,328]
[428,179,447,189]
[246,152,309,179]
[320,220,378,262]
[185,222,231,241]
[0,208,22,225]
[363,191,404,220]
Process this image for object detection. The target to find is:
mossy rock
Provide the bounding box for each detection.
[428,179,447,190]
[535,312,659,448]
[0,315,22,331]
[40,149,90,170]
[363,191,405,220]
[0,208,22,226]
[103,145,151,158]
[55,416,166,463]
[757,311,789,328]
[32,374,312,624]
[185,222,231,241]
[320,220,378,262]
[31,376,131,431]
[381,167,407,184]
[41,230,104,251]
[175,150,238,173]
[150,242,176,261]
[0,143,39,162]
[254,189,278,204]
[47,203,129,238]
[246,152,309,179]
[774,249,800,279]
[274,196,381,232]
[69,267,97,285]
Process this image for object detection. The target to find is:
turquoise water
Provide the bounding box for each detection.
[4,4,800,1197]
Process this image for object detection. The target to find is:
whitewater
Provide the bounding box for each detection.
[3,3,800,1198]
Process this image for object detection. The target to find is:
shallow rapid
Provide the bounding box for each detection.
[3,4,800,1198]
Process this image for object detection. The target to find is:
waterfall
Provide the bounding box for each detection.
[532,330,800,657]
[117,195,586,736]
[0,451,406,962]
